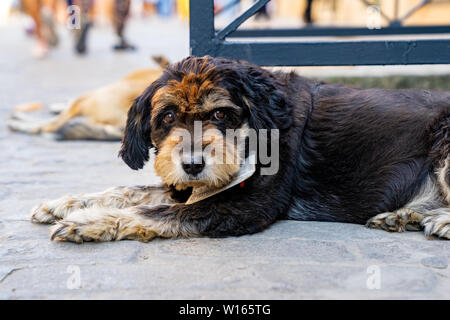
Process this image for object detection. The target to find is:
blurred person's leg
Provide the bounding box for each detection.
[303,0,314,24]
[73,0,93,54]
[21,0,48,57]
[113,0,135,51]
[40,0,59,47]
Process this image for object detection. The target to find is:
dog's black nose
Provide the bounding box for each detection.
[182,157,205,175]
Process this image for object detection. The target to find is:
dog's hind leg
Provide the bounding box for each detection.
[367,206,450,239]
[31,186,172,224]
[54,117,123,140]
[419,110,450,239]
[418,156,450,239]
[368,110,450,239]
[38,98,83,133]
[366,208,424,232]
[421,208,450,239]
[8,97,82,135]
[366,176,439,233]
[367,174,450,239]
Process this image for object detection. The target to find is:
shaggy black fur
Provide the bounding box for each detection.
[119,56,450,237]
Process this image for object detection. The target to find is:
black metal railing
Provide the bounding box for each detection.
[189,0,450,66]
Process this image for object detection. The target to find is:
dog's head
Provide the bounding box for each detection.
[119,56,291,190]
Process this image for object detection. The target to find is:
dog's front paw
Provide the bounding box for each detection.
[50,219,115,243]
[30,195,82,224]
[49,209,158,243]
[31,202,60,224]
[50,220,87,243]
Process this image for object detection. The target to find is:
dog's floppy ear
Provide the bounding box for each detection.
[220,61,292,130]
[119,81,163,170]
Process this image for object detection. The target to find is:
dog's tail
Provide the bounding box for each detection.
[152,55,170,69]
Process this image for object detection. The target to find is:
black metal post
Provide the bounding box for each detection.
[189,0,215,56]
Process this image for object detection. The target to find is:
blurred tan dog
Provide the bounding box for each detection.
[8,56,168,140]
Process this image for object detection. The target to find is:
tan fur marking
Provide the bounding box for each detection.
[150,73,234,122]
[437,156,450,204]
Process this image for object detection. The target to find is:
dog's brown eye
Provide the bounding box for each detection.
[163,112,175,124]
[213,110,225,121]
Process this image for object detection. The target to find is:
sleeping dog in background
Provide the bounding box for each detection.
[8,56,169,140]
[30,56,450,242]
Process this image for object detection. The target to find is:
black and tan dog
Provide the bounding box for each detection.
[31,56,450,242]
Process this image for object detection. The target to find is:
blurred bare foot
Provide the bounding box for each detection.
[32,40,49,59]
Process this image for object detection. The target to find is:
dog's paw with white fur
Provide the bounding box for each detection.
[30,195,82,224]
[422,212,450,240]
[49,208,158,243]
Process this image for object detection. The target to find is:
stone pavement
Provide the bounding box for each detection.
[0,16,449,300]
